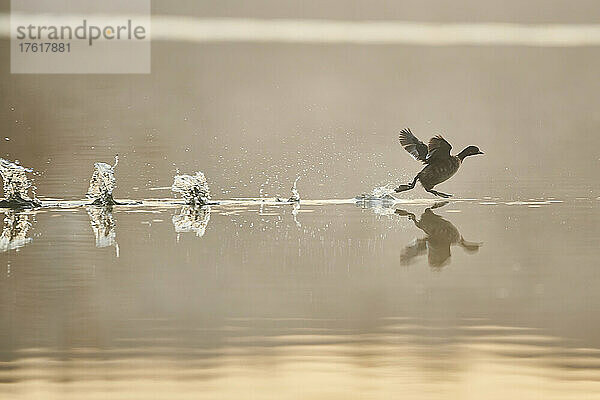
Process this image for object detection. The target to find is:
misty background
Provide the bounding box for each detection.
[1,0,599,201]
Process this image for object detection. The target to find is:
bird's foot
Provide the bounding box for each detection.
[394,184,413,193]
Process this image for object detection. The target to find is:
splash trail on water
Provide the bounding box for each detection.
[0,159,542,211]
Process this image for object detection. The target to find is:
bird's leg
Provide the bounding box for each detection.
[425,188,453,198]
[395,175,418,193]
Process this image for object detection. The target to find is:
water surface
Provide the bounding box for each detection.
[1,197,600,399]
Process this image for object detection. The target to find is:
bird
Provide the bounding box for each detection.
[395,202,482,267]
[395,128,483,198]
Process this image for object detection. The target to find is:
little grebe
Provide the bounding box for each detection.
[395,128,483,198]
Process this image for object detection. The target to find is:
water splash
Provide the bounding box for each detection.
[172,206,211,238]
[86,206,118,255]
[354,184,398,215]
[0,211,33,252]
[0,158,40,208]
[369,184,396,199]
[87,156,119,206]
[171,171,211,206]
[288,177,301,202]
[354,184,397,203]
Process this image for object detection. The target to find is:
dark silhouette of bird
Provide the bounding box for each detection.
[395,202,482,268]
[395,128,483,198]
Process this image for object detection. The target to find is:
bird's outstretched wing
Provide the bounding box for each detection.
[426,135,452,161]
[399,128,428,163]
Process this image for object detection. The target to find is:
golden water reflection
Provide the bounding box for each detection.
[2,321,600,400]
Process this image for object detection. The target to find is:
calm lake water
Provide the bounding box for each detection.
[1,196,600,399]
[2,1,600,397]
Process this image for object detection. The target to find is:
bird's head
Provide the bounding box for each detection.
[458,146,484,160]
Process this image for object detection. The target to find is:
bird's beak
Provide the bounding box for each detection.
[478,151,484,155]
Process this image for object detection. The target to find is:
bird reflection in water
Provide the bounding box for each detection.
[0,210,34,252]
[86,206,119,256]
[172,206,211,239]
[395,202,482,268]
